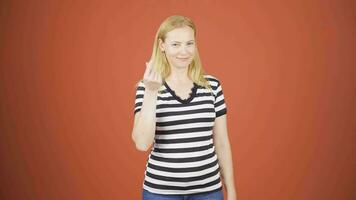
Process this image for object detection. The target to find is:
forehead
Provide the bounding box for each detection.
[165,26,195,42]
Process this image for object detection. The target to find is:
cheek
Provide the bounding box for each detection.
[165,48,179,57]
[188,46,196,54]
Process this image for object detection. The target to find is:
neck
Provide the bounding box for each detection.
[166,65,191,84]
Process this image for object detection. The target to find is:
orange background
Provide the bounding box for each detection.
[0,0,355,199]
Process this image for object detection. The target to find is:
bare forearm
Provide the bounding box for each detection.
[132,90,158,151]
[215,138,237,193]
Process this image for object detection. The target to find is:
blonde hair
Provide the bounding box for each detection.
[137,15,212,92]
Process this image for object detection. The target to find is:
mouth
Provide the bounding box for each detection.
[177,57,190,61]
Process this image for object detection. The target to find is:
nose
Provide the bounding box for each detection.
[179,46,189,55]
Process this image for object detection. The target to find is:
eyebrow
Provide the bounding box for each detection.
[171,40,195,43]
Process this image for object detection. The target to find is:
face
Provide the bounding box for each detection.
[159,26,196,69]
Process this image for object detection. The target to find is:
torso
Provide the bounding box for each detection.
[134,74,226,195]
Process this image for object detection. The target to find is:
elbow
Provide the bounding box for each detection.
[214,139,230,151]
[135,143,150,151]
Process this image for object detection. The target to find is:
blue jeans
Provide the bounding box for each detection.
[142,189,224,200]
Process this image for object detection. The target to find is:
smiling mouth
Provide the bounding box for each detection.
[177,57,189,60]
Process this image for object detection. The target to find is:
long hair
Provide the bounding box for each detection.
[137,15,212,91]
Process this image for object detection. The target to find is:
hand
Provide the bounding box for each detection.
[143,58,163,91]
[227,189,237,200]
[227,193,237,200]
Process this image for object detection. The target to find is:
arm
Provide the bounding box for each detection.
[131,60,162,151]
[213,114,237,200]
[132,88,158,151]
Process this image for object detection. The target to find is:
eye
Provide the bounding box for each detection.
[172,43,179,47]
[187,42,194,45]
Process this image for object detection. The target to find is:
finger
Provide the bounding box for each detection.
[150,69,157,81]
[156,72,162,83]
[153,71,158,81]
[148,58,154,66]
[147,59,153,68]
[156,72,163,84]
[144,62,150,78]
[145,62,154,77]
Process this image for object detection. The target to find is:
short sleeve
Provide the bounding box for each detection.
[134,80,145,115]
[213,79,227,118]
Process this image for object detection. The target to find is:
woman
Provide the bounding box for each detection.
[132,15,237,200]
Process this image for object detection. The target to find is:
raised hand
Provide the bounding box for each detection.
[143,58,163,92]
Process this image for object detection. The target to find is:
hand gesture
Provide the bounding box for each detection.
[143,58,163,92]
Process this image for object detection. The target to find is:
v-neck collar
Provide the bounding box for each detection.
[163,80,198,104]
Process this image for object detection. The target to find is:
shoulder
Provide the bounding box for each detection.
[135,80,145,95]
[135,79,145,89]
[203,74,222,87]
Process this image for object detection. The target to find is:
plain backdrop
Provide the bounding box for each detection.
[0,0,355,199]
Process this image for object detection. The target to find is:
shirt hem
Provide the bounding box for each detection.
[142,186,223,196]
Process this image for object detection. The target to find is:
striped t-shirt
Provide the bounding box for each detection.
[134,74,227,195]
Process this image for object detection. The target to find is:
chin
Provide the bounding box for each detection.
[169,62,188,68]
[176,64,190,68]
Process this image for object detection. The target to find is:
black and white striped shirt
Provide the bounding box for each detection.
[134,75,227,195]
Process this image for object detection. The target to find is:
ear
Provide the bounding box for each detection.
[158,38,165,52]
